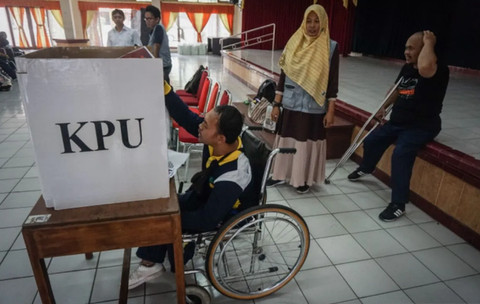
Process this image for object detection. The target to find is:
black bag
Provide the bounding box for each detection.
[184,65,205,94]
[254,79,276,103]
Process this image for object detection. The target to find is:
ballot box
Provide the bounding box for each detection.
[16,47,170,209]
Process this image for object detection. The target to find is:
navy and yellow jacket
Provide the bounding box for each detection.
[165,85,253,232]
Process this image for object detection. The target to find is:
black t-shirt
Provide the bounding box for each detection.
[390,63,449,131]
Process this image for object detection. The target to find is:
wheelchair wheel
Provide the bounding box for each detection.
[206,204,309,300]
[185,285,211,304]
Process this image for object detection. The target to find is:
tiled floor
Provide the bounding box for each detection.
[0,53,480,304]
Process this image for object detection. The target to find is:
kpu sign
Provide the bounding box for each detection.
[17,49,169,209]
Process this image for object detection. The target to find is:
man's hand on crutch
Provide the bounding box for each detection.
[374,85,400,124]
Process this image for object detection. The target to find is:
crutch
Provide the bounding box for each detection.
[324,77,403,184]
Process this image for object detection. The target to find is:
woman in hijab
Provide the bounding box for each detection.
[267,4,339,193]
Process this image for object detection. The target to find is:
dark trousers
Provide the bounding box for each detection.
[358,122,439,206]
[164,65,172,84]
[136,190,201,272]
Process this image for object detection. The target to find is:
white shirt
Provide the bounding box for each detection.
[107,26,142,47]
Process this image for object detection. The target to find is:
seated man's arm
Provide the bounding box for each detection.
[164,82,203,136]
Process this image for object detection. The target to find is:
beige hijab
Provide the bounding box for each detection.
[279,4,330,106]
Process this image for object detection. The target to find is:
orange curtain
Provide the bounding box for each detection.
[30,7,51,48]
[1,1,60,9]
[162,11,179,32]
[219,13,233,35]
[8,7,30,48]
[186,12,211,42]
[160,2,234,15]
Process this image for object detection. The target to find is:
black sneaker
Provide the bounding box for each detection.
[296,185,310,194]
[266,178,285,187]
[379,203,405,222]
[348,169,369,181]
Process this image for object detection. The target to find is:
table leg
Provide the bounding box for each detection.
[31,258,56,304]
[173,219,186,304]
[119,248,132,304]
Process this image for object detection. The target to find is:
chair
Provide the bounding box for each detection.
[205,81,221,112]
[218,89,232,106]
[178,69,209,106]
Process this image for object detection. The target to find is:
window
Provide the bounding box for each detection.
[166,13,231,47]
[0,7,56,49]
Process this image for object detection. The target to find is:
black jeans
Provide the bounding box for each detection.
[358,122,439,206]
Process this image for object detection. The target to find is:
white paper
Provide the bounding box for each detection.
[167,149,189,178]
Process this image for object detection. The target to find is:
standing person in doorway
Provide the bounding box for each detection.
[267,4,339,194]
[107,9,142,47]
[144,5,172,84]
[348,31,449,221]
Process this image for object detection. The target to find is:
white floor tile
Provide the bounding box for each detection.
[331,179,373,194]
[48,253,99,273]
[0,276,37,304]
[0,207,31,228]
[404,282,465,304]
[255,279,308,304]
[48,269,96,304]
[376,253,440,288]
[413,247,477,280]
[419,222,465,245]
[277,184,316,200]
[0,179,19,194]
[352,230,407,258]
[386,225,442,251]
[295,266,357,304]
[319,194,360,213]
[347,191,387,209]
[317,235,370,264]
[360,290,414,304]
[404,204,434,224]
[334,211,382,233]
[98,249,141,268]
[0,227,20,251]
[13,177,41,192]
[0,167,29,179]
[266,187,283,202]
[301,239,332,270]
[304,214,348,239]
[311,182,343,197]
[287,196,329,217]
[1,190,41,208]
[445,274,480,304]
[90,266,125,303]
[336,259,399,298]
[447,243,480,272]
[0,249,33,279]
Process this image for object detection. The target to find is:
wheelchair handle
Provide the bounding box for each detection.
[278,148,296,154]
[246,125,264,131]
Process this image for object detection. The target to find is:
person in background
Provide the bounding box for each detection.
[267,4,339,194]
[144,5,172,84]
[106,9,142,47]
[348,31,449,221]
[0,31,17,80]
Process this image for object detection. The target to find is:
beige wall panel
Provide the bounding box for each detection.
[435,172,465,215]
[455,184,480,230]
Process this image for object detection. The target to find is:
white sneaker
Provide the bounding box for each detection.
[128,263,165,289]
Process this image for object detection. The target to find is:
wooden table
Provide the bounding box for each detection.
[22,179,186,304]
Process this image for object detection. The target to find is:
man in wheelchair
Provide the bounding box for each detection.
[129,82,254,290]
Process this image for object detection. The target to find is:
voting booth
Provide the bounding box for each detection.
[16,47,170,210]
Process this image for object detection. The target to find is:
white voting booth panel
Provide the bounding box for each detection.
[17,47,169,210]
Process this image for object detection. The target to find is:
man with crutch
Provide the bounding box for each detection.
[348,31,449,221]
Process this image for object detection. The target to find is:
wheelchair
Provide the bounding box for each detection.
[124,127,310,304]
[180,127,310,303]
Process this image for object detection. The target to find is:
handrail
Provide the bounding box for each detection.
[219,23,275,53]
